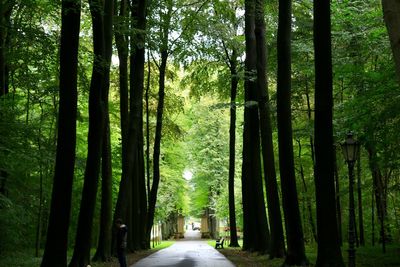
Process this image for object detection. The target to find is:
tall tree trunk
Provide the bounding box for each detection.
[127,0,147,250]
[296,139,317,243]
[276,0,307,264]
[254,0,284,258]
[146,0,171,241]
[93,0,114,260]
[382,0,400,82]
[138,125,148,249]
[313,0,345,266]
[69,0,111,265]
[35,165,44,257]
[145,51,151,199]
[0,0,12,96]
[356,148,365,246]
[228,49,240,248]
[304,79,315,167]
[365,142,386,252]
[333,147,343,246]
[144,51,151,245]
[40,1,81,266]
[241,0,269,253]
[130,146,141,250]
[147,50,167,239]
[0,169,7,195]
[92,117,113,262]
[143,52,151,246]
[112,0,130,255]
[35,113,44,257]
[0,3,12,190]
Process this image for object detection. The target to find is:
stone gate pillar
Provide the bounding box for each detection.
[201,215,210,238]
[177,215,185,238]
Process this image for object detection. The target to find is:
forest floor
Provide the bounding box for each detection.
[0,241,174,267]
[215,241,400,267]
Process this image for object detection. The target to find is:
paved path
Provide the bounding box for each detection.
[131,229,235,267]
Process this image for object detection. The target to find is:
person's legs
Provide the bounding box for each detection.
[117,249,127,267]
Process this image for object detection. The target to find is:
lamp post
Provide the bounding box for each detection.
[341,133,360,267]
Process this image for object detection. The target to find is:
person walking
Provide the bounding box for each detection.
[115,218,128,267]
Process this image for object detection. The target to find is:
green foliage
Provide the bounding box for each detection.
[0,193,37,252]
[1,0,400,261]
[155,137,190,220]
[0,249,42,267]
[181,98,243,225]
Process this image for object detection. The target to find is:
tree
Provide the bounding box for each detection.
[147,0,174,242]
[227,47,240,247]
[355,148,365,246]
[276,0,308,265]
[147,46,168,245]
[124,0,148,251]
[382,0,400,82]
[313,0,345,266]
[0,0,13,96]
[255,0,285,258]
[40,0,81,266]
[69,0,113,265]
[112,0,130,249]
[241,0,270,253]
[92,118,113,261]
[92,0,114,260]
[113,0,147,251]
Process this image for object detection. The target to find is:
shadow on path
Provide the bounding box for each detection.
[131,229,235,267]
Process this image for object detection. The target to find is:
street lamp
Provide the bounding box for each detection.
[341,133,360,267]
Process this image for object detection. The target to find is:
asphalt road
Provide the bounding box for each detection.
[131,229,235,267]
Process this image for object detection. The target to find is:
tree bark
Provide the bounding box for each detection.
[276,0,307,264]
[254,0,284,258]
[356,148,365,246]
[145,51,151,200]
[372,186,375,246]
[228,49,240,248]
[144,50,151,245]
[241,0,269,254]
[0,0,13,96]
[92,117,113,262]
[147,49,167,240]
[146,0,170,242]
[382,0,400,82]
[0,169,7,195]
[112,0,130,254]
[127,0,147,250]
[313,0,345,266]
[296,139,317,243]
[138,125,148,249]
[69,0,111,265]
[40,1,81,266]
[365,142,387,252]
[93,0,114,261]
[35,116,44,257]
[113,0,129,218]
[304,79,315,168]
[333,147,343,246]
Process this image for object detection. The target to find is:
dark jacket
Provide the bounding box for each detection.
[117,224,128,249]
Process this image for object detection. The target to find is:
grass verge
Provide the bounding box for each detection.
[207,239,400,267]
[207,239,283,267]
[0,241,175,267]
